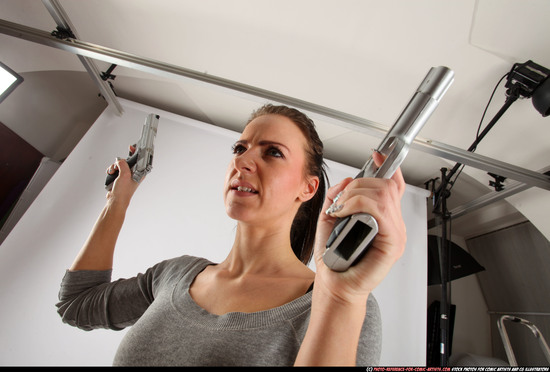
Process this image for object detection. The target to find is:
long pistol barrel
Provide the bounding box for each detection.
[323,66,454,272]
[356,66,454,180]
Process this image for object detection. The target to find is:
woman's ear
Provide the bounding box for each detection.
[299,175,320,202]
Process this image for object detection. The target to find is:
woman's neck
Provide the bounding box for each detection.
[219,222,306,277]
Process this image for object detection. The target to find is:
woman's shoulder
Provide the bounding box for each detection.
[146,254,214,286]
[158,254,213,269]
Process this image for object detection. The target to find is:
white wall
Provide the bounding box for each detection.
[0,99,428,366]
[507,188,550,242]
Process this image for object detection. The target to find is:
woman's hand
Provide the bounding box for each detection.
[106,145,142,208]
[313,151,407,305]
[297,151,406,366]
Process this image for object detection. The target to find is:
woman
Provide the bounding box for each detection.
[57,104,407,366]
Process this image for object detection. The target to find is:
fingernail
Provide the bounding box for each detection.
[325,190,345,215]
[332,190,344,204]
[325,203,344,215]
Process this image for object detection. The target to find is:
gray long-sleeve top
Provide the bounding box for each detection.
[57,255,382,366]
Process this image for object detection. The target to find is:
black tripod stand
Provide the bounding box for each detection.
[430,89,520,366]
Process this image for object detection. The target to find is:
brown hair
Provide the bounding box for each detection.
[247,104,328,265]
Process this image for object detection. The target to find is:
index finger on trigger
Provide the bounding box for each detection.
[372,150,406,197]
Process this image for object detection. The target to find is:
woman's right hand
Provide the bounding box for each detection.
[311,151,407,304]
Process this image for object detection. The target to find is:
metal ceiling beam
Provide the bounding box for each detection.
[428,181,529,229]
[450,166,550,218]
[41,0,123,116]
[428,165,550,228]
[450,181,529,219]
[411,139,550,191]
[1,17,549,191]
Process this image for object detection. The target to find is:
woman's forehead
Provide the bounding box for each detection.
[241,114,306,143]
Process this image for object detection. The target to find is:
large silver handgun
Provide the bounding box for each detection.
[323,66,454,272]
[105,113,160,190]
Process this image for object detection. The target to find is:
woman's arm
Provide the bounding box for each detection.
[296,152,407,366]
[70,155,141,271]
[295,289,368,366]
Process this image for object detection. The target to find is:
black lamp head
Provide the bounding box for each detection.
[532,76,550,117]
[505,60,550,117]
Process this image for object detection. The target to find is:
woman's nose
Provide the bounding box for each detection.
[234,150,257,173]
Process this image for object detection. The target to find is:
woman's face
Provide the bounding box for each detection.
[223,114,318,227]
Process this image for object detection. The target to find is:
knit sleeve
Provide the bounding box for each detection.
[55,255,204,331]
[356,293,383,366]
[55,268,154,331]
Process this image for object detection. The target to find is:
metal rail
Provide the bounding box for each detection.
[498,315,550,366]
[41,0,123,115]
[1,17,549,191]
[426,166,550,228]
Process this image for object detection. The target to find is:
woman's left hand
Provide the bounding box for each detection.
[312,151,407,305]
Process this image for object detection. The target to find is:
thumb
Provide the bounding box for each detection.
[115,157,132,177]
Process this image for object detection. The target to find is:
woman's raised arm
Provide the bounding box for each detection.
[296,152,407,366]
[70,155,141,271]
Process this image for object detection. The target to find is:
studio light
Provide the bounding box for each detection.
[427,235,485,286]
[533,77,550,117]
[505,60,550,116]
[0,61,23,104]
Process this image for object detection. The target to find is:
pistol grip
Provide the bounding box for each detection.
[104,151,139,190]
[323,213,379,272]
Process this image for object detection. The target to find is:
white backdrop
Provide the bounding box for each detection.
[0,99,428,366]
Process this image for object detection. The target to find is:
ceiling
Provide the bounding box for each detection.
[1,0,549,239]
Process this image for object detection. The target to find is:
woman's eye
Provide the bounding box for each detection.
[266,147,284,158]
[232,144,246,155]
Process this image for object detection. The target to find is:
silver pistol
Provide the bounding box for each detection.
[105,113,160,190]
[323,66,454,272]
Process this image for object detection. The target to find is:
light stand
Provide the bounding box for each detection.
[430,60,550,366]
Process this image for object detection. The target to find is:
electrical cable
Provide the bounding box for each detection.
[474,72,510,148]
[446,72,510,194]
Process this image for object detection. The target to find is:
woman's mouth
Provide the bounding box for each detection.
[235,186,258,194]
[229,179,259,194]
[229,179,259,195]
